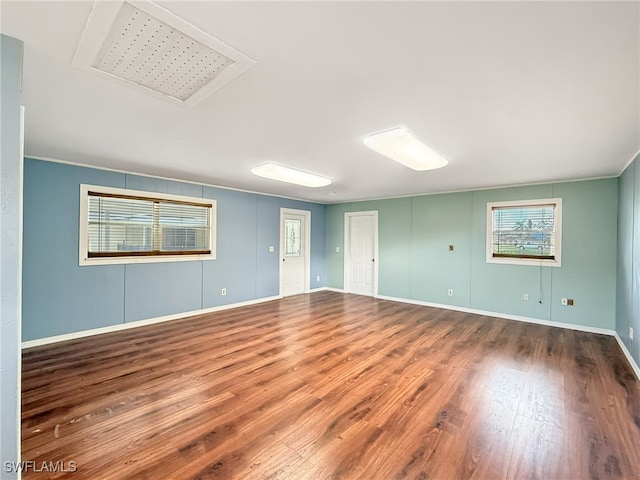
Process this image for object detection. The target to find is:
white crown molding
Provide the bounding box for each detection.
[620,146,640,176]
[25,155,327,205]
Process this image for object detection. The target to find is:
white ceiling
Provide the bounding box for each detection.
[2,1,639,203]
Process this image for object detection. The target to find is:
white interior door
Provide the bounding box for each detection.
[345,211,378,296]
[280,209,310,297]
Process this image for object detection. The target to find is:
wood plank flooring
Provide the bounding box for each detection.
[21,292,640,479]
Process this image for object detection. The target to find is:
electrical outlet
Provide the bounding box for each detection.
[630,327,634,340]
[561,298,568,306]
[316,275,320,282]
[221,288,227,296]
[523,293,529,301]
[447,289,454,297]
[336,246,340,253]
[269,245,274,252]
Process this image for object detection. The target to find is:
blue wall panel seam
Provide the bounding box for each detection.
[409,197,414,298]
[123,264,127,324]
[549,183,555,321]
[632,160,637,352]
[255,199,259,298]
[466,192,472,307]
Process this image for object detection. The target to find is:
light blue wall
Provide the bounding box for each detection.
[21,156,632,362]
[550,180,618,329]
[201,187,259,310]
[326,178,619,331]
[23,161,126,337]
[0,34,23,479]
[411,192,473,308]
[22,158,326,340]
[469,184,554,319]
[617,155,640,367]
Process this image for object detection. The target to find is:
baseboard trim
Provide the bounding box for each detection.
[322,287,346,293]
[308,287,327,293]
[375,294,616,335]
[22,290,640,382]
[613,333,640,382]
[375,294,640,380]
[21,295,282,349]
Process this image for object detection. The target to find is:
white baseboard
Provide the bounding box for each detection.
[375,294,615,335]
[375,294,640,381]
[21,295,282,349]
[322,287,346,293]
[614,333,640,382]
[22,290,640,383]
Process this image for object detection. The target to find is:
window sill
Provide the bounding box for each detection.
[486,256,561,267]
[79,252,215,266]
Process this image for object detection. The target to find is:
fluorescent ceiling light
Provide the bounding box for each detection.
[251,163,332,188]
[363,127,448,171]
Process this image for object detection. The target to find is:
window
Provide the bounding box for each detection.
[79,184,216,265]
[486,198,562,267]
[284,219,302,256]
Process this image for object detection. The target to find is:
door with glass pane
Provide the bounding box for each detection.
[280,209,310,296]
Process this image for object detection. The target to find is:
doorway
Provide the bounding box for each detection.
[280,208,310,296]
[344,211,378,296]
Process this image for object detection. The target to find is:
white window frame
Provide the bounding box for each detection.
[79,184,216,266]
[486,198,562,267]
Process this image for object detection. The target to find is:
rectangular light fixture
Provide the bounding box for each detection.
[363,127,448,171]
[251,163,332,188]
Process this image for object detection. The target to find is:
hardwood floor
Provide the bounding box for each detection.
[22,292,640,479]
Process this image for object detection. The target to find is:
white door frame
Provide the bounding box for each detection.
[279,208,311,296]
[344,211,379,296]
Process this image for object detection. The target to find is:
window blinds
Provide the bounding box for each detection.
[491,204,556,260]
[87,191,211,257]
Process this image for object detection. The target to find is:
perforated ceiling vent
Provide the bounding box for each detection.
[73,1,255,107]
